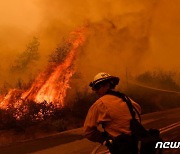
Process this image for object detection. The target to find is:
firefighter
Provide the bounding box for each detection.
[83,72,141,154]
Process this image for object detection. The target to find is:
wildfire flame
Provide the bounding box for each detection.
[0,27,86,114]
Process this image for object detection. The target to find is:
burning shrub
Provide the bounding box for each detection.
[0,100,69,131]
[0,27,87,133]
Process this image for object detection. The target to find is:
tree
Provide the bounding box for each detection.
[48,41,71,64]
[11,37,40,72]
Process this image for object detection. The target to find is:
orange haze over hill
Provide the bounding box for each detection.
[0,0,179,87]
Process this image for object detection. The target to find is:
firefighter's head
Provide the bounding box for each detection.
[89,72,119,96]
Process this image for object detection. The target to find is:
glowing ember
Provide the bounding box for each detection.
[0,26,86,118]
[0,89,23,109]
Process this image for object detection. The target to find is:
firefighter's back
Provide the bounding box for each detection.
[98,94,141,137]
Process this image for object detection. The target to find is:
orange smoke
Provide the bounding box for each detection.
[0,27,86,112]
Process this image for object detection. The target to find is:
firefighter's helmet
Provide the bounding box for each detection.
[89,72,119,89]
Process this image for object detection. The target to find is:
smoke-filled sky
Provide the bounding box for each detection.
[0,0,180,86]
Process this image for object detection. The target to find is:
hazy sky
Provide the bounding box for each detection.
[0,0,41,32]
[0,0,179,85]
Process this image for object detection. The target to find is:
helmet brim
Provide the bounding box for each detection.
[89,76,119,88]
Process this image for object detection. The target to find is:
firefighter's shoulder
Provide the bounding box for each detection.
[88,97,105,111]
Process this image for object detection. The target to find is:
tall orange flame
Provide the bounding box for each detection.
[0,27,86,111]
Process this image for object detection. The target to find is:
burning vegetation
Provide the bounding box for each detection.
[0,24,179,135]
[0,27,87,131]
[0,0,179,148]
